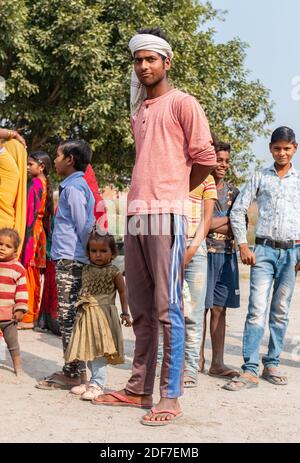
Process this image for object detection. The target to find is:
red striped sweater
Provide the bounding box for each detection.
[0,259,28,321]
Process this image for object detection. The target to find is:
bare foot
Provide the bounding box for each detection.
[198,358,205,373]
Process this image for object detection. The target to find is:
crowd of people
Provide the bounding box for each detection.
[0,27,299,427]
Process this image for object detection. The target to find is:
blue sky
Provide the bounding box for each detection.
[209,0,300,168]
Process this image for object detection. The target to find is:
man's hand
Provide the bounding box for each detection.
[184,246,197,267]
[239,243,256,266]
[295,262,300,272]
[13,310,24,322]
[13,131,27,148]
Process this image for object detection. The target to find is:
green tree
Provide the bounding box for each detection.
[0,0,273,188]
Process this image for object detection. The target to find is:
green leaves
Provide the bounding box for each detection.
[0,0,273,188]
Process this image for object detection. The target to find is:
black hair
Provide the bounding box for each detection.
[211,132,231,154]
[58,139,92,173]
[138,27,170,62]
[138,27,169,42]
[0,228,20,250]
[214,141,231,154]
[29,151,54,238]
[270,126,297,145]
[87,230,118,258]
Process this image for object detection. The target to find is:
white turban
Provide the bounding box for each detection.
[128,34,173,117]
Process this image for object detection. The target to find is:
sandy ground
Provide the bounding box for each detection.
[1,264,300,443]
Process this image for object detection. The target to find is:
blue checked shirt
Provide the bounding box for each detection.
[230,164,300,245]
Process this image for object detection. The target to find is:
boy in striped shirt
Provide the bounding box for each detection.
[0,228,28,375]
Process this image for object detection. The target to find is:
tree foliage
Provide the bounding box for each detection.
[0,0,274,188]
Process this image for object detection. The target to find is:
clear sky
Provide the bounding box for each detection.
[209,0,300,168]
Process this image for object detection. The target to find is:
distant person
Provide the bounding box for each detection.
[200,142,240,379]
[225,127,300,390]
[66,231,131,401]
[93,27,216,426]
[36,140,95,389]
[0,228,28,375]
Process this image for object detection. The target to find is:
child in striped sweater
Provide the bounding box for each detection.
[0,228,28,375]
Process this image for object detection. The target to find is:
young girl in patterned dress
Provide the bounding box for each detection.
[19,152,54,328]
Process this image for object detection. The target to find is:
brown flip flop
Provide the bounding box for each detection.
[208,369,240,379]
[92,391,152,408]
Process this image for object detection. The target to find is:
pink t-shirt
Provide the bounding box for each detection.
[127,88,216,216]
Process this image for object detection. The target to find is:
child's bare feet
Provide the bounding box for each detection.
[12,354,22,376]
[198,357,205,373]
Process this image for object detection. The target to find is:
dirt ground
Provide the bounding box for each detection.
[1,264,300,443]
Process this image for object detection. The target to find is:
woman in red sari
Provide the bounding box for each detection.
[19,152,53,328]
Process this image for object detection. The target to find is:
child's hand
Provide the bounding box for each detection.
[120,314,132,327]
[13,310,24,322]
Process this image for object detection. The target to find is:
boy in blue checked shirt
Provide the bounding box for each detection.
[37,140,95,390]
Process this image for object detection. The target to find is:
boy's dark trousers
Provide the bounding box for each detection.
[55,259,85,377]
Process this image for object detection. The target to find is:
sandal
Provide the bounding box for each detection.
[91,390,153,409]
[223,372,259,391]
[36,372,81,390]
[261,368,288,386]
[183,371,198,388]
[141,407,183,426]
[208,369,240,379]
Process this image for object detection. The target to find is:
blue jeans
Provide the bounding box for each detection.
[242,244,298,376]
[87,357,107,387]
[157,249,207,379]
[183,251,207,378]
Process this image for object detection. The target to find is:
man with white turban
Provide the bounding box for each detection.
[93,27,216,426]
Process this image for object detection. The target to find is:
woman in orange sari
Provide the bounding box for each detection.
[19,152,53,328]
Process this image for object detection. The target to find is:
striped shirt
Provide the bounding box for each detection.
[188,175,217,239]
[0,260,28,321]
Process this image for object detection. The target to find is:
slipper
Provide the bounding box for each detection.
[183,373,198,388]
[208,369,240,379]
[35,373,78,390]
[222,373,259,391]
[261,370,288,386]
[141,407,183,426]
[91,391,153,409]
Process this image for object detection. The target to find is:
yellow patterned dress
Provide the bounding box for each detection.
[65,263,124,365]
